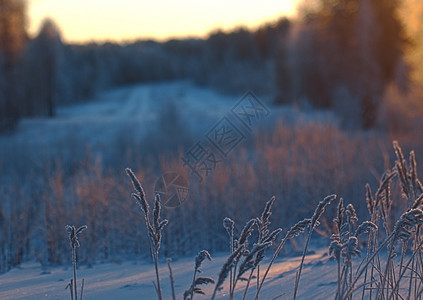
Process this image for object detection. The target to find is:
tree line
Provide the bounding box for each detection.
[0,0,419,132]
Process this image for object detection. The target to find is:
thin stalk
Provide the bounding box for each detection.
[336,258,341,300]
[293,228,313,300]
[153,281,159,296]
[256,265,260,291]
[211,288,217,300]
[153,251,163,300]
[229,232,234,297]
[407,251,415,300]
[398,242,407,282]
[369,225,381,300]
[388,259,396,299]
[413,227,421,299]
[167,259,176,300]
[69,279,74,300]
[73,247,78,300]
[416,238,423,296]
[378,243,395,299]
[360,232,373,299]
[242,269,255,300]
[389,237,423,300]
[339,264,347,299]
[344,232,393,299]
[372,239,383,299]
[188,265,198,300]
[80,278,85,300]
[255,237,288,299]
[229,262,239,300]
[349,260,353,300]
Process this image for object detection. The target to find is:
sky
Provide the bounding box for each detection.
[28,0,299,43]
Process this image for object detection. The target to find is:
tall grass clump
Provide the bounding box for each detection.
[183,250,214,300]
[255,217,312,298]
[0,119,404,268]
[212,197,283,300]
[292,194,337,299]
[329,199,377,300]
[340,141,423,299]
[126,168,168,300]
[65,225,87,300]
[208,193,338,299]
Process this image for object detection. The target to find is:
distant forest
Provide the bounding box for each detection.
[1,0,422,131]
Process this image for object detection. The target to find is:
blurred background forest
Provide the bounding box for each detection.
[2,0,423,131]
[1,0,423,273]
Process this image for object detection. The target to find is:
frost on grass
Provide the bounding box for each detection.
[65,225,87,300]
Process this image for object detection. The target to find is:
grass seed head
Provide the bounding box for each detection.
[311,194,336,228]
[195,250,212,270]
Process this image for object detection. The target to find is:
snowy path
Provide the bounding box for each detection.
[0,81,242,150]
[0,80,335,162]
[0,81,243,168]
[0,250,337,300]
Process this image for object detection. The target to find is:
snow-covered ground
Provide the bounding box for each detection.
[0,80,336,155]
[1,81,237,148]
[0,81,341,299]
[0,249,337,300]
